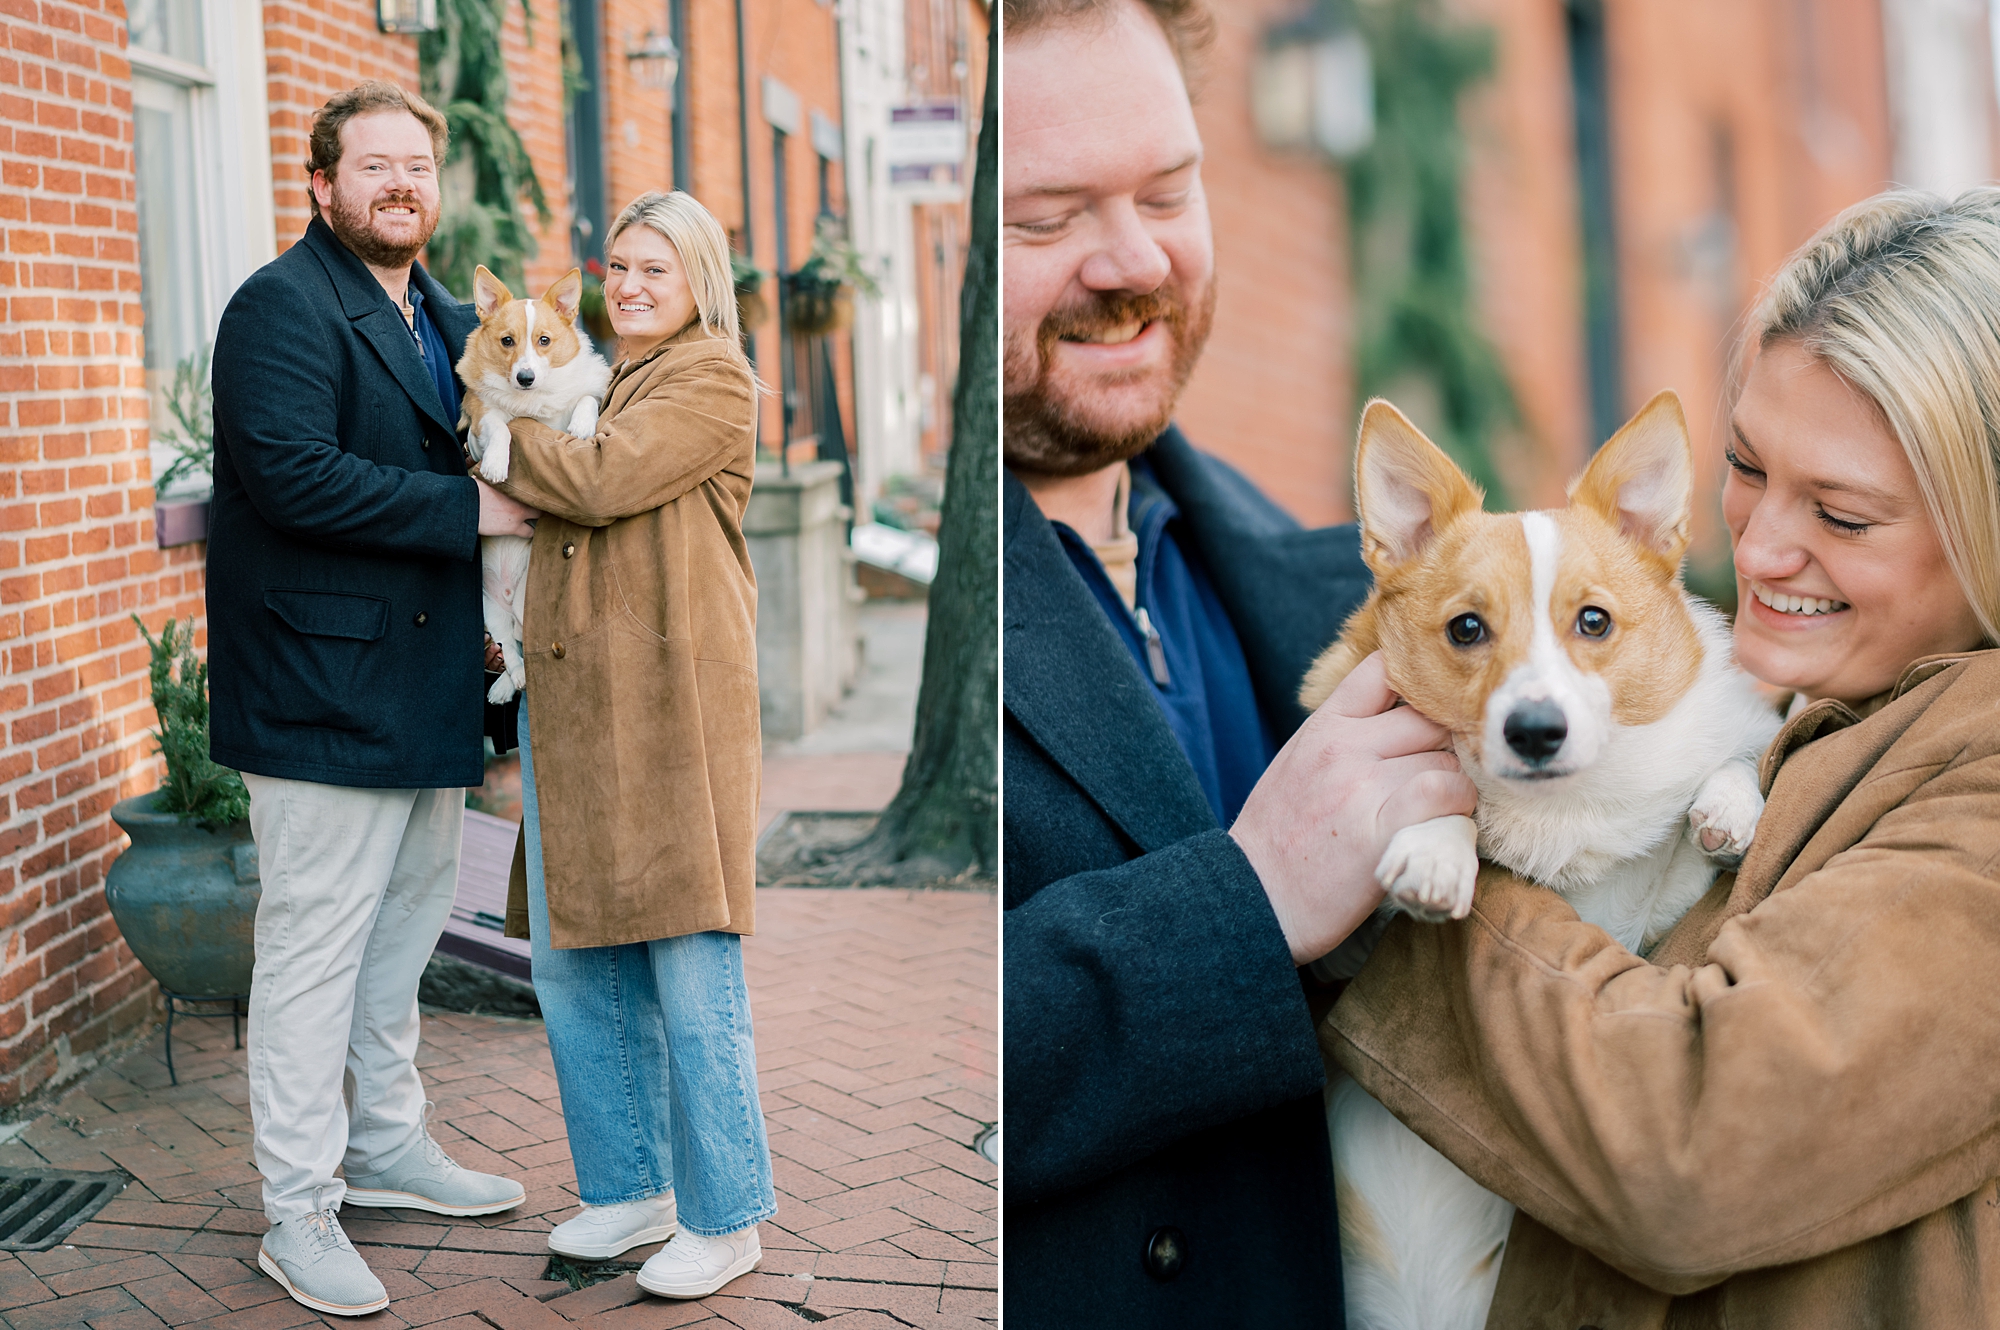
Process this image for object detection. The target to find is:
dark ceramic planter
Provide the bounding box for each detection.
[105,792,258,999]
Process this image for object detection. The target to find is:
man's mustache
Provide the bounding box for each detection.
[1036,290,1183,360]
[371,191,430,217]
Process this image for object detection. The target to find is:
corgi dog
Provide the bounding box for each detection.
[456,265,611,704]
[1301,391,1781,1330]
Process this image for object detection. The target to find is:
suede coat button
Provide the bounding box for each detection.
[551,642,565,659]
[562,541,575,558]
[412,611,428,626]
[1144,1227,1185,1281]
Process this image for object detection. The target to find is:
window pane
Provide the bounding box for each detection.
[134,74,210,496]
[127,0,204,65]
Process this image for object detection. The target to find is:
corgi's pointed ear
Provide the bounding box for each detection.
[545,268,583,322]
[473,266,513,319]
[1570,389,1693,568]
[1354,399,1483,574]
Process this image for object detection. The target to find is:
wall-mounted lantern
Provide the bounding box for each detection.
[376,0,437,34]
[626,30,681,94]
[1250,0,1374,160]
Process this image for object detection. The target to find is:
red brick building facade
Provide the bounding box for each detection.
[1184,0,1991,571]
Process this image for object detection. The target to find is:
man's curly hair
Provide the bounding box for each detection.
[1001,0,1215,87]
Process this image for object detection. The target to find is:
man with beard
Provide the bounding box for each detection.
[207,82,536,1318]
[1002,0,1477,1323]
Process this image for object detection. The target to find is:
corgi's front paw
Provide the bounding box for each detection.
[475,416,512,482]
[566,397,600,437]
[1375,814,1479,922]
[487,672,519,705]
[1688,763,1763,867]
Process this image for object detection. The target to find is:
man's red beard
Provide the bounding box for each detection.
[1003,280,1216,478]
[325,183,440,269]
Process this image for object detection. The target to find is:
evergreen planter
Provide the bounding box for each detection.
[104,791,257,999]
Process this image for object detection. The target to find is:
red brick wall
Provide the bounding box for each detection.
[261,0,421,255]
[503,0,575,297]
[1170,0,1356,527]
[1597,0,1892,573]
[0,0,206,1107]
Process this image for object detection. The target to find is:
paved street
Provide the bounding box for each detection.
[0,886,995,1329]
[0,602,997,1328]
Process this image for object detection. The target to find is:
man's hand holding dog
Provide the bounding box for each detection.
[475,478,538,536]
[1230,652,1477,966]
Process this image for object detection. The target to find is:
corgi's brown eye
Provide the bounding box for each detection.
[538,335,550,345]
[500,335,515,347]
[1446,613,1486,646]
[1577,606,1611,637]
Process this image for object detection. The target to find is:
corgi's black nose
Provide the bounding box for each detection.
[515,368,537,388]
[1504,699,1567,765]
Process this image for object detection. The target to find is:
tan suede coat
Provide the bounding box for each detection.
[499,323,760,948]
[1327,648,2000,1329]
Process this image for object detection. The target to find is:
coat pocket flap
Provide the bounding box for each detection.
[264,589,389,641]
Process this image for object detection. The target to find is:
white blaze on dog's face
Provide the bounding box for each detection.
[1355,393,1702,783]
[467,265,587,393]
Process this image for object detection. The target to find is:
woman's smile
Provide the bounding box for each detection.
[1744,580,1850,619]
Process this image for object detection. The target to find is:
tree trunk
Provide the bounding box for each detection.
[783,21,998,888]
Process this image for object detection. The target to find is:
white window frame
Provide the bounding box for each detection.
[131,0,276,500]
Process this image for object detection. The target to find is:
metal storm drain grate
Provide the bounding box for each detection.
[0,1167,129,1251]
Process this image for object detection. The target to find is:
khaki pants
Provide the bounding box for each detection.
[242,774,462,1223]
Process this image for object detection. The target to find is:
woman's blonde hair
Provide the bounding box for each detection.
[1750,187,2000,644]
[606,190,742,342]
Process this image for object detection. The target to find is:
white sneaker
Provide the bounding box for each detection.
[636,1225,762,1298]
[547,1192,679,1259]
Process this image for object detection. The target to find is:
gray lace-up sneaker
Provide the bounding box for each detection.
[258,1205,390,1316]
[343,1103,526,1217]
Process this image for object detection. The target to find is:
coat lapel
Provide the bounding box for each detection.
[1147,429,1371,736]
[1003,473,1217,852]
[302,219,459,440]
[412,262,476,374]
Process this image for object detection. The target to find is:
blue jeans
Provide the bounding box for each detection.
[518,704,777,1235]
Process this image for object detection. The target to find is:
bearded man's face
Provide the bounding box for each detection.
[1002,0,1217,477]
[313,110,442,270]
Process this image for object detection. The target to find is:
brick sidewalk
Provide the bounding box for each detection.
[0,887,996,1330]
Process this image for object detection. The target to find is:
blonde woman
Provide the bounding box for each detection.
[1325,189,2000,1327]
[494,190,774,1298]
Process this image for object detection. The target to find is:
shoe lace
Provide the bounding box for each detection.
[413,1101,456,1171]
[300,1186,353,1258]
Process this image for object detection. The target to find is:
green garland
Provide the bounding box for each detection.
[419,0,551,298]
[1345,0,1516,503]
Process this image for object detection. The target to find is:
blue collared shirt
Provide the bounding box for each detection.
[1053,456,1275,826]
[405,283,461,427]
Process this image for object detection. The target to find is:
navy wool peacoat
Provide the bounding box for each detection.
[1003,428,1372,1328]
[206,217,485,789]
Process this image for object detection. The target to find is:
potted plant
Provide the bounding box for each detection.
[153,346,215,548]
[735,249,773,333]
[782,217,881,337]
[104,617,259,1014]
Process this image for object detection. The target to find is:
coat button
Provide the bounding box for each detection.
[421,438,429,449]
[1143,1227,1184,1281]
[562,540,575,558]
[551,642,565,659]
[412,611,428,626]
